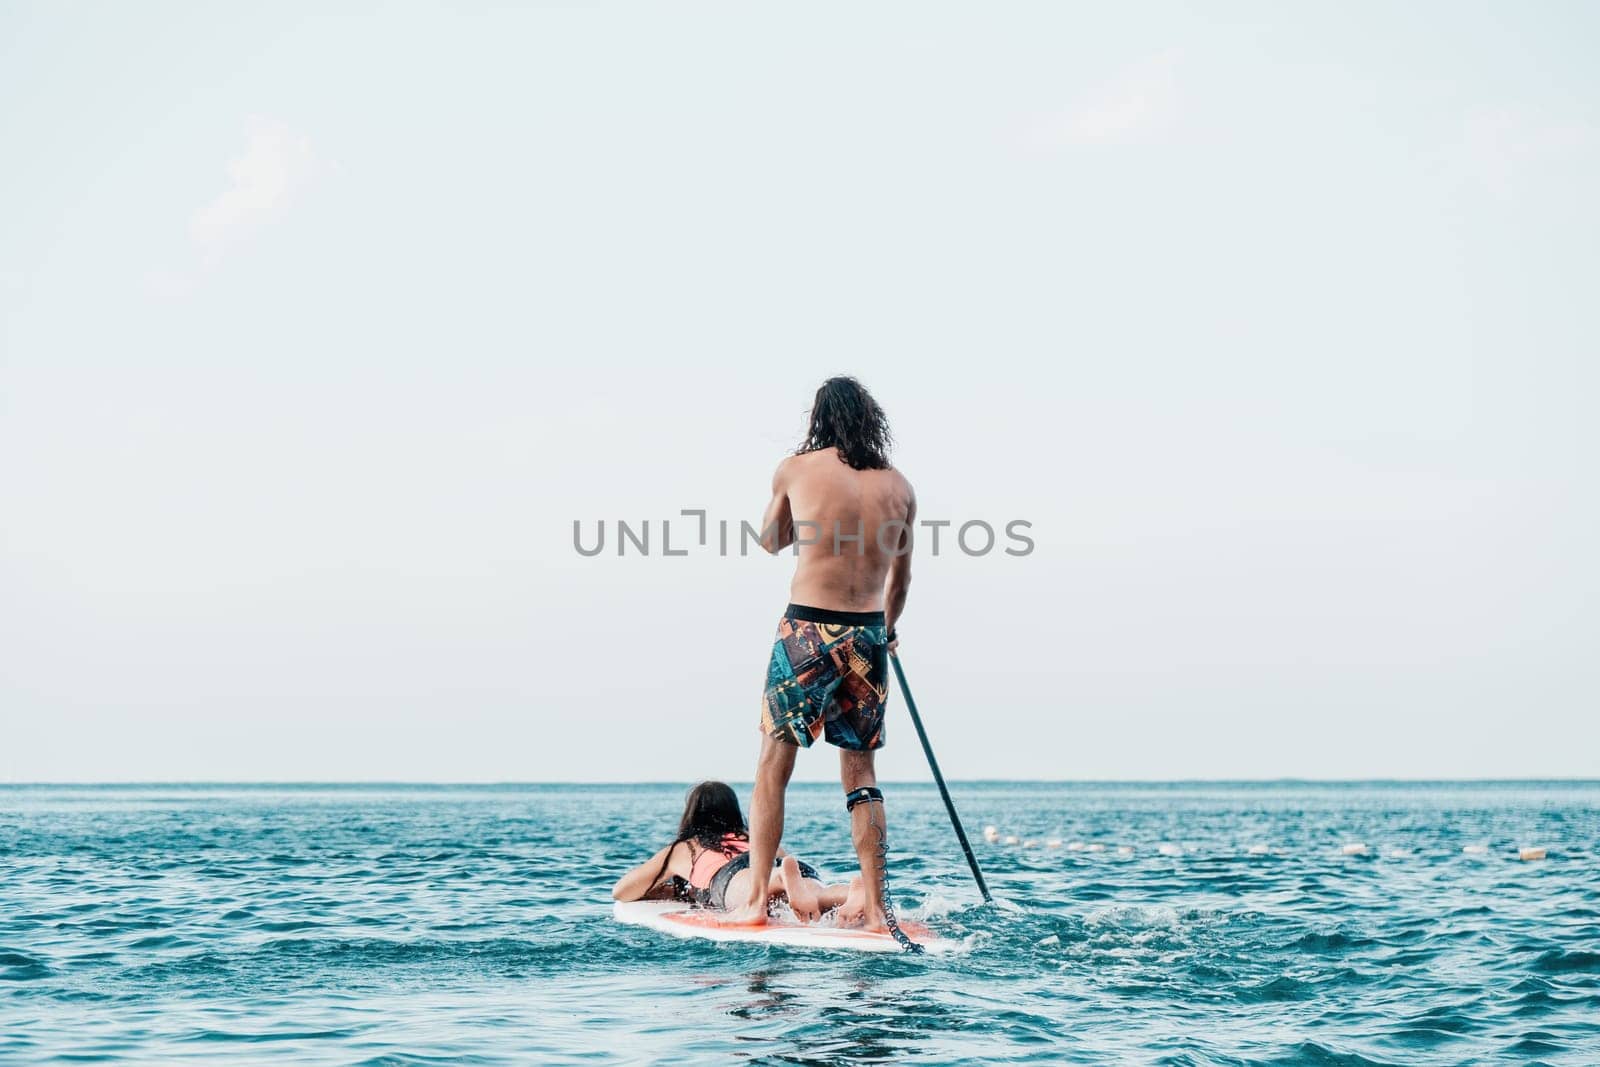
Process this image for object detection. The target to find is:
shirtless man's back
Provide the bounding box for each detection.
[765,446,915,618]
[731,376,915,936]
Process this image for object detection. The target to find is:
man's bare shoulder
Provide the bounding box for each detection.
[772,452,805,485]
[885,464,914,497]
[781,448,833,481]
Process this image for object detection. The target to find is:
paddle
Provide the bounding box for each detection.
[889,650,994,904]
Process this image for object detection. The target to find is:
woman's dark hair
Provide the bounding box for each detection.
[649,781,748,891]
[674,780,747,848]
[798,376,892,470]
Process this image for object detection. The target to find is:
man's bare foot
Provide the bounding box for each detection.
[720,899,768,926]
[781,857,822,922]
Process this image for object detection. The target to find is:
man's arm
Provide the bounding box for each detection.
[883,483,915,645]
[758,457,795,554]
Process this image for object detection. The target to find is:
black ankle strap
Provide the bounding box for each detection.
[845,786,884,812]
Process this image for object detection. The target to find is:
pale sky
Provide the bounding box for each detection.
[2,2,1597,782]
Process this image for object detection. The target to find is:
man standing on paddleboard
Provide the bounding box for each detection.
[725,376,915,934]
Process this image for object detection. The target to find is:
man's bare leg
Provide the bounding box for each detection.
[726,732,797,924]
[840,748,890,933]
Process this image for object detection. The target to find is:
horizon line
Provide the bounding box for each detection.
[3,777,1598,788]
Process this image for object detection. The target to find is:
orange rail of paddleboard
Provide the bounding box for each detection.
[663,910,935,943]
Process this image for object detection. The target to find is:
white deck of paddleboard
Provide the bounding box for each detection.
[613,900,954,954]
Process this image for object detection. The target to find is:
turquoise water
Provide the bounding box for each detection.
[2,782,1598,1065]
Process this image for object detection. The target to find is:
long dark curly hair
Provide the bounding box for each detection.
[797,376,892,471]
[650,781,748,891]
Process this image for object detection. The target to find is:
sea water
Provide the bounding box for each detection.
[2,781,1598,1065]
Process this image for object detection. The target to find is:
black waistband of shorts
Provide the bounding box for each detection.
[784,603,886,627]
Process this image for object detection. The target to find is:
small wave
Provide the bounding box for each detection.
[1505,1033,1571,1057]
[1394,1001,1477,1038]
[128,934,191,951]
[907,892,988,920]
[1240,975,1313,1002]
[1085,903,1181,930]
[1292,929,1372,955]
[1261,1040,1399,1065]
[179,1027,362,1044]
[0,950,50,981]
[1532,948,1600,973]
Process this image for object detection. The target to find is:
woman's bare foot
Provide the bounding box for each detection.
[835,877,867,924]
[781,857,822,922]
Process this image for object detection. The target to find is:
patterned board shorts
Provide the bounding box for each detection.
[761,604,889,751]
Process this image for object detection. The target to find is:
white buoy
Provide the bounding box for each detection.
[1519,846,1547,862]
[1045,838,1063,849]
[1157,843,1183,857]
[1022,839,1040,849]
[1341,843,1368,856]
[1116,844,1135,856]
[983,825,1000,843]
[1004,835,1020,846]
[1462,844,1489,855]
[1246,843,1270,856]
[1086,843,1105,853]
[1384,847,1411,859]
[1066,841,1086,852]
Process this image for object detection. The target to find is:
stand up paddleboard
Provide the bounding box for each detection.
[613,900,954,955]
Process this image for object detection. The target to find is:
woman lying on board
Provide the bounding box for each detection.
[612,781,864,922]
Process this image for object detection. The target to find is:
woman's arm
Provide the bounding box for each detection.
[611,843,683,902]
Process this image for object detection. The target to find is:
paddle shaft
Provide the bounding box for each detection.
[889,651,993,904]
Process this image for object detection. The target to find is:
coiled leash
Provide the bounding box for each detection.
[845,786,924,954]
